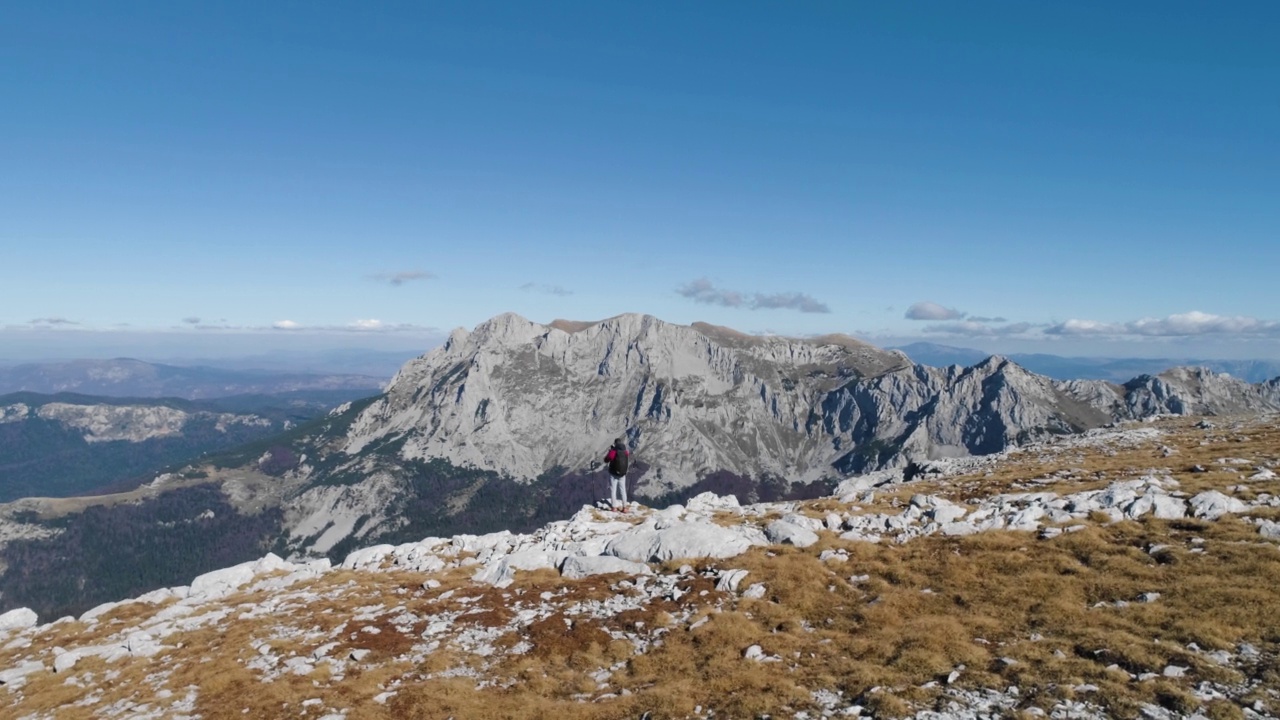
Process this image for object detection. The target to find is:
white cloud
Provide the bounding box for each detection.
[182,317,201,325]
[29,317,79,326]
[905,302,964,321]
[1044,319,1123,336]
[273,320,302,330]
[924,321,1034,337]
[677,278,831,314]
[1046,311,1280,338]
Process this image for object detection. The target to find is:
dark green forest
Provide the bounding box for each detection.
[0,485,283,620]
[0,392,344,501]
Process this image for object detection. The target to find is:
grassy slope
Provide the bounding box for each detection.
[1,415,1277,720]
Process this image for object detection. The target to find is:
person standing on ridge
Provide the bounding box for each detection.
[603,437,630,512]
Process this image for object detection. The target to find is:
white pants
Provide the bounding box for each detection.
[610,474,627,506]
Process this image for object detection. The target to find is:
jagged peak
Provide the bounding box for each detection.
[1158,365,1220,380]
[969,354,1012,371]
[467,313,895,357]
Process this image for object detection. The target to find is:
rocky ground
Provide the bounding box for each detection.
[1,415,1278,719]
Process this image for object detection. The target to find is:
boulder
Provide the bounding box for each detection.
[1189,491,1247,520]
[1258,520,1280,540]
[53,650,79,673]
[474,549,566,587]
[0,608,38,632]
[765,520,819,548]
[716,569,750,592]
[189,553,293,601]
[1151,495,1188,520]
[940,522,980,537]
[930,503,968,525]
[560,555,653,580]
[685,492,741,515]
[606,521,763,563]
[341,544,396,570]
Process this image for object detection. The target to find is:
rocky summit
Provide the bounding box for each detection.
[1,414,1277,719]
[328,312,1279,491]
[3,313,1280,620]
[171,313,1280,560]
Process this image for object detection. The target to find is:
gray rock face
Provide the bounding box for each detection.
[344,312,910,489]
[328,314,1280,498]
[262,313,1280,556]
[1121,366,1280,418]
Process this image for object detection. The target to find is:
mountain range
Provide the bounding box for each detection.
[0,391,347,503]
[2,313,1279,620]
[891,342,1280,384]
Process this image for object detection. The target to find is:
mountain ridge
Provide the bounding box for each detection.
[2,312,1279,621]
[891,341,1280,384]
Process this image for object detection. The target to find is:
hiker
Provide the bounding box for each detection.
[603,436,630,512]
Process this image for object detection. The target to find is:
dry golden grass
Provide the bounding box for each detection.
[2,415,1278,719]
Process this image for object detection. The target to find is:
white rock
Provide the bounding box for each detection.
[340,544,396,570]
[742,644,779,662]
[189,553,294,601]
[1205,650,1232,665]
[930,503,968,525]
[125,630,164,657]
[742,583,767,599]
[1189,491,1247,520]
[284,657,316,675]
[1259,520,1280,540]
[605,520,763,563]
[715,569,750,592]
[79,601,122,623]
[0,607,38,632]
[1162,665,1188,678]
[1150,495,1187,520]
[53,651,80,673]
[940,522,979,537]
[685,492,741,515]
[1006,505,1045,531]
[835,471,900,498]
[765,519,820,548]
[474,549,565,587]
[559,555,653,580]
[0,660,44,686]
[135,587,187,605]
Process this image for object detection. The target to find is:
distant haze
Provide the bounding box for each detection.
[0,330,440,376]
[5,324,1280,378]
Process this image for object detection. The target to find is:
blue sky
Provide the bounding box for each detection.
[3,1,1278,364]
